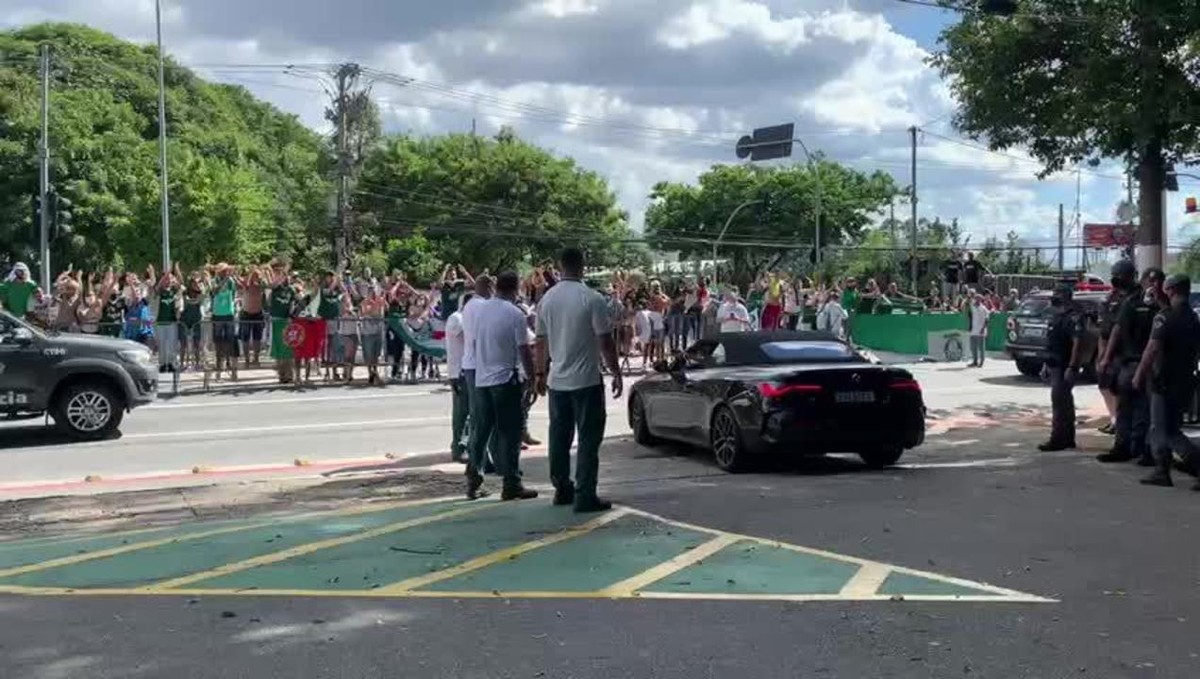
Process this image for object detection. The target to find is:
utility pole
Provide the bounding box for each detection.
[908,126,919,292]
[1057,203,1065,273]
[332,63,360,272]
[155,0,171,270]
[38,44,50,293]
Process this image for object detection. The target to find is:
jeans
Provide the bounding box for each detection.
[1115,362,1150,458]
[666,313,685,352]
[969,335,985,366]
[685,311,700,346]
[467,376,524,486]
[548,385,607,500]
[450,376,470,456]
[1150,389,1199,473]
[1048,366,1075,444]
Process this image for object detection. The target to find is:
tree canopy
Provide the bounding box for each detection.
[643,161,898,287]
[354,127,637,274]
[0,23,331,275]
[929,2,1200,260]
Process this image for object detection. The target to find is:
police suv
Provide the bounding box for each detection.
[1005,290,1107,378]
[0,310,158,439]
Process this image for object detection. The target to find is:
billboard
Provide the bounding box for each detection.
[1083,223,1135,248]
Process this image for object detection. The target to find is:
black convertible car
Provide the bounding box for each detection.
[627,331,926,472]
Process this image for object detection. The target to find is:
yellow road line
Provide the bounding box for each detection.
[144,502,497,591]
[600,534,739,597]
[839,562,892,597]
[375,508,629,594]
[0,522,271,580]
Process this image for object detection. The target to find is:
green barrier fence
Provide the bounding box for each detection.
[850,311,1011,357]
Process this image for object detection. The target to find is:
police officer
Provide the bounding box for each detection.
[1039,286,1084,451]
[1134,274,1200,489]
[1096,262,1159,464]
[1096,269,1131,435]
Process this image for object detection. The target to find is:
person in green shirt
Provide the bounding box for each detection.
[439,264,474,321]
[208,263,239,381]
[317,270,345,381]
[180,273,206,371]
[840,278,861,342]
[153,263,182,371]
[1,263,40,320]
[269,264,299,384]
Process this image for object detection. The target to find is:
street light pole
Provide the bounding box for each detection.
[713,199,763,289]
[155,0,171,270]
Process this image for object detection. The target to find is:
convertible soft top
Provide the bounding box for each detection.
[714,330,847,366]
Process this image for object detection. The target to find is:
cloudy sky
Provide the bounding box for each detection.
[5,0,1200,262]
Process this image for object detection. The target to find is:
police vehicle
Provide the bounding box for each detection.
[0,310,158,440]
[1005,290,1108,378]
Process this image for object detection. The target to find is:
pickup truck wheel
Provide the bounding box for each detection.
[1016,359,1042,377]
[53,382,124,441]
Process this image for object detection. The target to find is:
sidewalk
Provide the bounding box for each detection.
[163,366,443,396]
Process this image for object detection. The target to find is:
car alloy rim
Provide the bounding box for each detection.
[66,391,111,432]
[713,411,738,467]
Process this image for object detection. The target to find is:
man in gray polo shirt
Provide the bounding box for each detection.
[534,247,623,512]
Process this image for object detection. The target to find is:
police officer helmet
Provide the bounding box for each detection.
[1110,259,1137,284]
[1164,273,1192,297]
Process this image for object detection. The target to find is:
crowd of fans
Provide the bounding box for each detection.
[0,249,1028,384]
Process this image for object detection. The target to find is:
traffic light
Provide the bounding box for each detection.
[50,190,72,239]
[1187,196,1198,214]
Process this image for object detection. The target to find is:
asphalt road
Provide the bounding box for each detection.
[2,388,1199,679]
[0,357,1099,488]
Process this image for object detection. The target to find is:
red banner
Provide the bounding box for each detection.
[284,318,327,360]
[1084,223,1135,248]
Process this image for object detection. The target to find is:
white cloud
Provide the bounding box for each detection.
[0,0,1134,253]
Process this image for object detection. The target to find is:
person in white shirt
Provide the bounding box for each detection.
[459,276,494,470]
[534,247,623,513]
[444,293,472,464]
[717,290,751,333]
[968,291,991,367]
[816,291,848,340]
[465,272,537,501]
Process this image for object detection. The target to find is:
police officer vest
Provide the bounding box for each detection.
[1120,297,1157,362]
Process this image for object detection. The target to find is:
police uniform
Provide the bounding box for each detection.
[1100,285,1159,464]
[1097,287,1126,396]
[1040,289,1083,451]
[1141,274,1200,488]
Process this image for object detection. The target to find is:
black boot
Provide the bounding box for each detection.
[1136,454,1157,467]
[465,467,489,500]
[1038,440,1075,452]
[501,482,538,501]
[1140,470,1174,487]
[1097,449,1134,463]
[552,484,575,507]
[574,494,613,513]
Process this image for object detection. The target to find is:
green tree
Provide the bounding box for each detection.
[930,3,1200,265]
[356,129,632,274]
[0,23,331,275]
[644,161,898,287]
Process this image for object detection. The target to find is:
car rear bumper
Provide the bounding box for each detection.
[754,407,925,453]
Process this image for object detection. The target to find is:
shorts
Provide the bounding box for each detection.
[180,322,202,345]
[361,333,383,364]
[156,323,179,366]
[212,315,238,350]
[239,312,265,342]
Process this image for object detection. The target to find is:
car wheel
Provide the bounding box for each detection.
[859,446,904,469]
[1016,359,1042,377]
[710,406,750,473]
[629,394,658,446]
[53,381,124,441]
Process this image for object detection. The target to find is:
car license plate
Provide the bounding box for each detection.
[835,390,876,404]
[1023,327,1046,338]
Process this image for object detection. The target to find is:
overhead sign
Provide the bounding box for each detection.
[1083,223,1135,248]
[736,123,794,162]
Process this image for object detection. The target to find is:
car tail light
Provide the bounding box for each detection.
[889,379,922,392]
[758,382,822,399]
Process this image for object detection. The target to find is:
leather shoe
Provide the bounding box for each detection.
[501,485,539,501]
[1037,441,1075,452]
[552,486,575,506]
[574,496,613,513]
[1140,472,1173,487]
[1096,450,1134,463]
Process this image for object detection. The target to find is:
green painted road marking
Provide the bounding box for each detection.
[184,501,592,592]
[0,498,1055,603]
[0,502,470,590]
[419,513,711,594]
[639,539,861,596]
[0,520,267,570]
[877,571,998,598]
